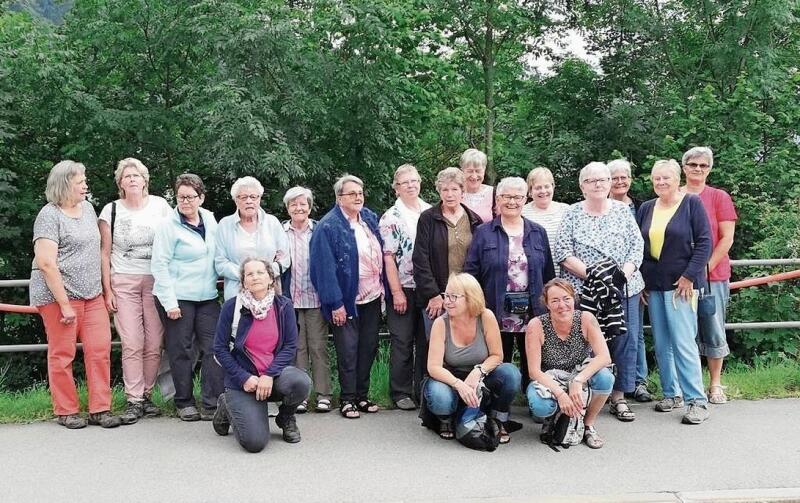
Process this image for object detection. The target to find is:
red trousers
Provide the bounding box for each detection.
[38,295,113,415]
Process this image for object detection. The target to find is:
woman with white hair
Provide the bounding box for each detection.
[554,162,644,423]
[99,158,171,424]
[215,176,290,301]
[521,167,569,274]
[379,164,432,410]
[310,174,384,419]
[464,176,555,392]
[31,160,122,429]
[459,148,495,223]
[280,186,332,413]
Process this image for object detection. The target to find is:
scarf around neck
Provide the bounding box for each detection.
[239,289,275,320]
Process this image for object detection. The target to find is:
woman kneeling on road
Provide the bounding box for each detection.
[424,273,521,443]
[525,279,614,449]
[212,257,311,453]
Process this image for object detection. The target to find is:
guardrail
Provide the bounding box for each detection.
[1,258,798,354]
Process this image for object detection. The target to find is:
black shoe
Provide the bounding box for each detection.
[142,398,162,417]
[88,411,122,428]
[212,395,230,436]
[120,401,144,425]
[200,407,216,421]
[275,414,301,443]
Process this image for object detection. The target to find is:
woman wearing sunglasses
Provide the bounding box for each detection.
[423,273,521,443]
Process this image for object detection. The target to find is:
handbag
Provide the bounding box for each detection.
[697,264,716,318]
[503,291,530,315]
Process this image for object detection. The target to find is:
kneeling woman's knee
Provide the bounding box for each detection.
[238,433,268,453]
[423,379,458,416]
[492,362,522,389]
[589,368,615,395]
[525,382,558,419]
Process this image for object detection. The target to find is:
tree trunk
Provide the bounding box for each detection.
[482,4,496,184]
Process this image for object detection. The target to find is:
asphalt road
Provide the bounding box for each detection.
[2,398,799,502]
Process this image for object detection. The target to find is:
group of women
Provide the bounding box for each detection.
[30,144,735,452]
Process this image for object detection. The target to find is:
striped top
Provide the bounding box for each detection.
[285,221,320,309]
[521,201,568,275]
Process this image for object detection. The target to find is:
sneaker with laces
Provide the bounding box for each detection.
[142,398,162,418]
[654,396,684,412]
[275,414,301,443]
[633,383,653,402]
[682,403,710,424]
[120,401,144,425]
[88,411,122,428]
[57,414,87,429]
[177,406,201,422]
[212,394,230,436]
[200,407,217,421]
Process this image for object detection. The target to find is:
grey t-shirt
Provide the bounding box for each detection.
[29,201,102,307]
[443,313,489,374]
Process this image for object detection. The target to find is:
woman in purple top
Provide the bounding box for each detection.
[212,258,311,453]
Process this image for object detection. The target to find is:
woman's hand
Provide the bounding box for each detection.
[556,391,580,418]
[392,289,407,315]
[104,291,117,313]
[255,375,273,401]
[331,306,347,327]
[463,369,481,391]
[426,296,443,319]
[59,303,77,325]
[673,275,694,301]
[454,380,480,408]
[166,308,182,320]
[568,380,585,409]
[243,376,258,393]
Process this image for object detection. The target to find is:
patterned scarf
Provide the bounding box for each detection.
[239,289,274,320]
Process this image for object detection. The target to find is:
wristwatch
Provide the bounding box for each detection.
[474,364,488,378]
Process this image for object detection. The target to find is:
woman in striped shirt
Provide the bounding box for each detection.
[521,167,568,276]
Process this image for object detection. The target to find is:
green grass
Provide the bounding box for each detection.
[2,350,797,424]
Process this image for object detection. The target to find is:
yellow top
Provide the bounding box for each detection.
[649,197,683,260]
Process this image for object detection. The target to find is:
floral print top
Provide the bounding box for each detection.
[379,198,431,288]
[501,233,530,333]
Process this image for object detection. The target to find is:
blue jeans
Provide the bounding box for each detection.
[607,293,641,393]
[697,280,731,359]
[635,296,648,384]
[647,290,707,404]
[526,367,614,419]
[423,363,521,422]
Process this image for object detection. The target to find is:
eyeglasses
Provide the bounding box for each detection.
[440,292,465,302]
[176,194,199,202]
[611,176,629,182]
[395,179,420,188]
[582,177,611,185]
[340,191,365,198]
[236,194,261,201]
[122,173,143,180]
[685,162,710,170]
[498,194,526,203]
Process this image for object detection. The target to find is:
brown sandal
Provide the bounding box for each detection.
[708,385,728,404]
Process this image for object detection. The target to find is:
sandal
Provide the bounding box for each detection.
[708,385,728,404]
[339,401,360,419]
[296,400,308,414]
[315,398,332,413]
[498,424,510,444]
[583,425,604,449]
[356,399,379,413]
[609,398,636,422]
[438,419,454,440]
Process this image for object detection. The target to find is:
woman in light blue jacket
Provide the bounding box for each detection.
[151,174,223,422]
[215,176,290,301]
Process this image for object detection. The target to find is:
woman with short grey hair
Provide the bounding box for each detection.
[215,176,290,300]
[459,149,495,223]
[31,160,122,429]
[555,161,645,423]
[281,185,332,413]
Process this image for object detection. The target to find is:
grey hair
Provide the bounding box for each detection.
[651,159,682,179]
[607,159,632,178]
[238,257,278,292]
[496,176,527,195]
[393,163,419,184]
[579,162,611,184]
[459,148,487,170]
[682,146,714,168]
[283,186,314,208]
[333,174,364,196]
[435,167,465,192]
[45,160,86,205]
[115,158,150,199]
[230,176,264,200]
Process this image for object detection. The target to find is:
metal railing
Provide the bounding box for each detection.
[1,258,798,354]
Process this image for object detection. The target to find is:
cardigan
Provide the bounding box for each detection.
[309,205,384,321]
[412,202,483,305]
[463,216,555,320]
[636,194,712,291]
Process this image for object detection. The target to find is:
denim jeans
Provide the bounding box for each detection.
[697,280,731,359]
[647,290,707,404]
[423,362,521,422]
[526,367,615,420]
[607,293,641,393]
[635,296,648,385]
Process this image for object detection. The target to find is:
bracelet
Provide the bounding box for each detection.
[474,364,488,378]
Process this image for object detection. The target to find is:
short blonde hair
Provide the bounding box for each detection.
[651,159,681,179]
[526,167,555,192]
[115,158,150,199]
[447,273,486,318]
[45,160,86,205]
[435,167,464,193]
[459,148,487,170]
